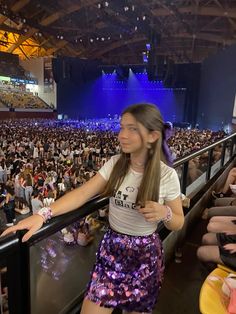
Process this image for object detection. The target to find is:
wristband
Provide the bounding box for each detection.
[162,205,173,223]
[36,207,52,223]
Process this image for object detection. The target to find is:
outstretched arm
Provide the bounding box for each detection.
[1,173,107,242]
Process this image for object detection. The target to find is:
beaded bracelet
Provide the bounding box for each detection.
[36,207,53,223]
[162,205,173,223]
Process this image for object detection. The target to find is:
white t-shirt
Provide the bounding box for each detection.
[99,155,181,236]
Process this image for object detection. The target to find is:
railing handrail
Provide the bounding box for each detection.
[0,233,20,256]
[0,132,235,250]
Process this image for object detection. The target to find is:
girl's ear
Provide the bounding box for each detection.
[148,131,160,143]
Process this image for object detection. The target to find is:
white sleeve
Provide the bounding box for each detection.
[164,168,181,201]
[98,155,120,181]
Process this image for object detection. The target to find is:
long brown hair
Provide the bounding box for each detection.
[102,103,170,206]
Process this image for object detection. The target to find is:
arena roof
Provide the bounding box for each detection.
[0,0,235,63]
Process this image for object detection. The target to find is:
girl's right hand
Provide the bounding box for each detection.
[0,215,44,242]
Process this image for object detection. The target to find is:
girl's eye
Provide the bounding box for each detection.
[129,127,138,131]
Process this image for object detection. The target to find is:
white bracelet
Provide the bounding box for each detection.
[36,207,52,223]
[162,205,173,223]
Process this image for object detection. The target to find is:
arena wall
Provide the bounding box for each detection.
[198,43,236,131]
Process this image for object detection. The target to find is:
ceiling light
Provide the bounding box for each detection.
[104,1,109,7]
[124,6,129,11]
[134,26,138,31]
[142,15,146,20]
[101,37,105,41]
[98,3,101,8]
[90,38,94,42]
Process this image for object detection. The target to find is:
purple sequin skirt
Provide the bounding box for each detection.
[85,228,164,312]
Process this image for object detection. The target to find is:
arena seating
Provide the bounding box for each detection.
[0,89,50,109]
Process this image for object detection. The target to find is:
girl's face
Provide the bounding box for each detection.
[118,113,151,155]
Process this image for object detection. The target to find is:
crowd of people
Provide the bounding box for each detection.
[0,118,226,229]
[168,127,226,159]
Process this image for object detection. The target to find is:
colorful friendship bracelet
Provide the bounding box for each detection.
[162,205,173,223]
[36,207,53,223]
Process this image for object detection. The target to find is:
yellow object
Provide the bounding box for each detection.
[217,264,236,275]
[199,267,233,314]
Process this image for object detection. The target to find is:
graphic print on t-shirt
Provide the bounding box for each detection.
[114,185,138,210]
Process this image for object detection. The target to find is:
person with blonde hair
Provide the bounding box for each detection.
[2,103,184,314]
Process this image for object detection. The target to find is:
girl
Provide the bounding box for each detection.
[1,103,184,314]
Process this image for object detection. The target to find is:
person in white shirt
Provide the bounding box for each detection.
[43,190,55,207]
[2,103,184,314]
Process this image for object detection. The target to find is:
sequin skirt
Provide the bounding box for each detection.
[85,228,164,312]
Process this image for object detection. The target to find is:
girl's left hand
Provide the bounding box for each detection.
[223,243,236,254]
[138,201,167,222]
